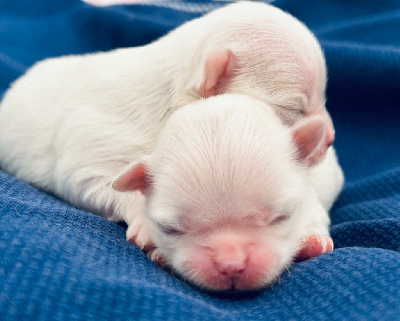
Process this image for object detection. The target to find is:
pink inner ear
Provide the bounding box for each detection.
[313,106,335,149]
[292,116,326,166]
[325,124,335,148]
[199,50,234,98]
[112,162,150,193]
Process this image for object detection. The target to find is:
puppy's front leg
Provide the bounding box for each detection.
[81,181,156,255]
[112,162,162,262]
[125,206,154,253]
[295,191,333,261]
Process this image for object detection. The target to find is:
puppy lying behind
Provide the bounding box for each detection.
[112,94,343,290]
[0,2,334,164]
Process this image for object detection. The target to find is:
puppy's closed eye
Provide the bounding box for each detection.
[157,223,185,236]
[269,215,291,226]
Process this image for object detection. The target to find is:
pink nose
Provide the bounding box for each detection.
[213,243,247,279]
[214,260,246,278]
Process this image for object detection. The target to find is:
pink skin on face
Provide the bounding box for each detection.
[182,231,276,291]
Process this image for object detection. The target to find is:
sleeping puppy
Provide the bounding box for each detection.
[0,2,336,261]
[112,94,344,290]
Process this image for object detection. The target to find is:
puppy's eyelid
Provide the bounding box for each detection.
[269,215,291,226]
[157,223,185,236]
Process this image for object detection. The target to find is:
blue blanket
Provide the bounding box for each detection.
[1,0,399,320]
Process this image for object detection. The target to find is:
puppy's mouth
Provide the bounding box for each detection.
[201,282,268,298]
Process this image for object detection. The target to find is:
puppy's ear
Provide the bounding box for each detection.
[198,50,235,98]
[291,115,327,166]
[112,162,151,195]
[312,107,336,159]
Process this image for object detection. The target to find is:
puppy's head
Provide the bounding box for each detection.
[189,2,334,164]
[114,94,326,290]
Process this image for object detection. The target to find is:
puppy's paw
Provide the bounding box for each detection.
[126,222,155,252]
[148,248,166,267]
[296,234,333,262]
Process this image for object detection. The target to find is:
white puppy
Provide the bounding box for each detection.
[1,2,333,156]
[112,94,343,290]
[0,2,337,262]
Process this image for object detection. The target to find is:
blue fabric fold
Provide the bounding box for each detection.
[1,0,399,320]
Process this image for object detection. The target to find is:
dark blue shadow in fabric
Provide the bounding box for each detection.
[0,0,399,320]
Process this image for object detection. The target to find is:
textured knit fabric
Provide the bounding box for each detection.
[0,0,399,320]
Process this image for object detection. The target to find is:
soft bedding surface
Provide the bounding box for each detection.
[0,0,399,320]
